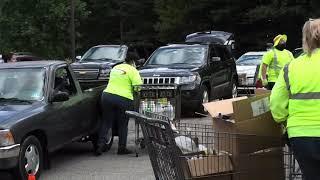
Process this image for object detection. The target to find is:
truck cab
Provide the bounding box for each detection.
[0,61,103,179]
[71,44,155,89]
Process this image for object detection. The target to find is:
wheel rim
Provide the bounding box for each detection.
[106,128,113,145]
[202,90,209,112]
[24,144,40,175]
[232,83,238,98]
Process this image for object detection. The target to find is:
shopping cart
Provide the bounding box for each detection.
[283,146,303,180]
[133,84,181,157]
[127,110,297,180]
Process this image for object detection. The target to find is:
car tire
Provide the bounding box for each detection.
[196,85,210,115]
[227,81,238,99]
[14,136,43,180]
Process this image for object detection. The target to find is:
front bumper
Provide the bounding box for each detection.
[181,87,202,109]
[0,144,20,169]
[237,86,256,96]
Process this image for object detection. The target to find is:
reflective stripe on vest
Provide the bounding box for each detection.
[271,49,285,78]
[283,64,320,99]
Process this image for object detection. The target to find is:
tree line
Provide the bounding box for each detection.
[0,0,319,59]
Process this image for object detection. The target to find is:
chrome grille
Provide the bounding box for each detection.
[143,77,177,85]
[73,69,100,80]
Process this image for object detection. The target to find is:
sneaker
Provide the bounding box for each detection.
[117,148,133,155]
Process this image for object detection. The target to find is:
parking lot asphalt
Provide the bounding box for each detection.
[1,116,211,180]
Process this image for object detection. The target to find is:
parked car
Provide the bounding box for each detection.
[186,31,236,57]
[0,54,3,63]
[139,43,238,114]
[293,47,303,58]
[71,44,156,89]
[236,52,266,94]
[0,61,104,179]
[9,52,41,62]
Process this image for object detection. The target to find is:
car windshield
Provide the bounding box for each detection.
[236,55,263,66]
[0,68,45,102]
[81,46,128,62]
[146,46,207,65]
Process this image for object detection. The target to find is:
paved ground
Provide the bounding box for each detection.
[1,116,211,180]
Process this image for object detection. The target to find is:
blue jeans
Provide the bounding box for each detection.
[290,137,320,180]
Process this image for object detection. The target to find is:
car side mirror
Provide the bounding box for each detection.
[211,57,221,62]
[75,56,82,61]
[51,91,69,102]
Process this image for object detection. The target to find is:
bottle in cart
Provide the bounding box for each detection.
[155,101,163,113]
[167,101,175,120]
[139,100,145,113]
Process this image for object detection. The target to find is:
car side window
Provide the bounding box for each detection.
[222,48,232,60]
[209,46,217,59]
[54,67,77,96]
[214,46,226,61]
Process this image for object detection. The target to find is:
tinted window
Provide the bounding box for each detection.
[147,46,207,65]
[236,55,263,66]
[209,46,217,58]
[0,68,45,101]
[81,46,128,62]
[214,46,232,60]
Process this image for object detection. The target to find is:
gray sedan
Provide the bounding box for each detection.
[236,51,266,94]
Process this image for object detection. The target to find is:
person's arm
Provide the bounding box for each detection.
[270,69,289,123]
[261,51,272,85]
[261,63,268,81]
[131,68,143,92]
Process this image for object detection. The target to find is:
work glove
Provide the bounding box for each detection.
[262,78,268,87]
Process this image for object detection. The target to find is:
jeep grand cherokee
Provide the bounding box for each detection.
[139,43,238,114]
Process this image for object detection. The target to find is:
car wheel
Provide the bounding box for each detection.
[231,82,238,98]
[226,81,238,99]
[196,86,210,114]
[14,136,43,180]
[103,128,113,152]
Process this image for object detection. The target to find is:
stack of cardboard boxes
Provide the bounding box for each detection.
[187,89,285,180]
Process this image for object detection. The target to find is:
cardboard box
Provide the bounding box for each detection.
[204,94,282,135]
[187,155,233,178]
[203,94,284,180]
[204,94,282,154]
[255,88,271,95]
[232,148,285,180]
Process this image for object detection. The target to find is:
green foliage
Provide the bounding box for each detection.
[1,0,320,58]
[0,0,89,59]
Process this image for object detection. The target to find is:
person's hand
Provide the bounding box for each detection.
[262,78,268,87]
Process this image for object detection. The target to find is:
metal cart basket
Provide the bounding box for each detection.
[133,84,181,156]
[127,110,303,180]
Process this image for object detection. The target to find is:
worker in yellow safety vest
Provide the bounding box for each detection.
[260,34,294,90]
[270,19,320,180]
[95,52,143,156]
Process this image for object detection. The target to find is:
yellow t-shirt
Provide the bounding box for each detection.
[104,63,142,100]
